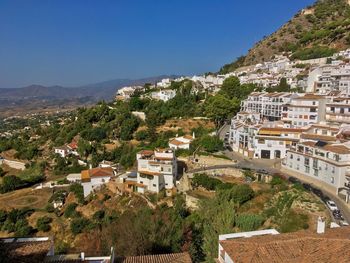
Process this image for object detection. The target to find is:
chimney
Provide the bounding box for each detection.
[317,216,325,234]
[80,252,85,261]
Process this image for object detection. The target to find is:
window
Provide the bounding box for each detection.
[152,184,156,187]
[340,108,345,114]
[304,158,310,166]
[331,177,335,184]
[290,154,293,159]
[305,166,310,173]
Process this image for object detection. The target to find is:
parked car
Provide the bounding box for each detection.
[256,169,269,174]
[340,220,349,226]
[333,210,344,220]
[288,177,300,184]
[302,183,312,191]
[326,200,339,211]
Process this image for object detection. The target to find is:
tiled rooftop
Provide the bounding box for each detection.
[220,226,350,263]
[115,252,192,263]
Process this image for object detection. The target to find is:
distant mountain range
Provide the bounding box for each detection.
[0,75,178,117]
[0,75,178,101]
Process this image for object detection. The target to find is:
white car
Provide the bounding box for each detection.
[326,200,339,211]
[340,220,349,226]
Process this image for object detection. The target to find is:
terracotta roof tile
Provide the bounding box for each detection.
[220,227,350,263]
[115,252,192,263]
[2,239,52,263]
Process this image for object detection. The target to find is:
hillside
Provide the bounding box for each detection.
[220,0,350,73]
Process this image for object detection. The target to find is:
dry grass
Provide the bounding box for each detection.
[157,118,215,134]
[0,188,53,210]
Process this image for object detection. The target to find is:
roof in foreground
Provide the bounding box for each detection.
[1,238,52,263]
[220,226,350,263]
[115,252,192,263]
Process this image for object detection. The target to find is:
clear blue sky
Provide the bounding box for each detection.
[0,0,315,88]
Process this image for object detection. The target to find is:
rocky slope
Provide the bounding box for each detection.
[220,0,350,73]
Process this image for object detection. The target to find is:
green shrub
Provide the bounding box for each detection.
[236,214,265,231]
[92,210,105,222]
[192,174,233,191]
[291,46,336,60]
[69,183,84,204]
[70,218,91,235]
[64,203,79,218]
[36,216,52,232]
[45,204,55,213]
[219,185,255,205]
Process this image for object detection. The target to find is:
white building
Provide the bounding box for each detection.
[282,94,327,127]
[283,140,350,201]
[169,135,194,150]
[241,92,297,121]
[115,86,145,100]
[254,126,304,159]
[81,167,115,197]
[150,89,176,102]
[135,149,178,196]
[307,64,350,94]
[54,146,70,158]
[54,141,79,158]
[156,78,172,88]
[229,112,261,158]
[326,97,350,124]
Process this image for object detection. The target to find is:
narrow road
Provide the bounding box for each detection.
[192,147,350,223]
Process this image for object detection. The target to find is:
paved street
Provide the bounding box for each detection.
[200,131,350,223]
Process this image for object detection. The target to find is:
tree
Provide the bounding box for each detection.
[0,175,23,193]
[204,95,238,127]
[36,216,52,232]
[0,167,5,177]
[199,135,223,153]
[220,76,241,99]
[71,218,91,235]
[120,116,140,141]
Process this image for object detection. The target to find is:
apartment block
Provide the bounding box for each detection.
[284,140,350,200]
[134,149,178,195]
[282,94,327,127]
[326,97,350,124]
[241,92,297,121]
